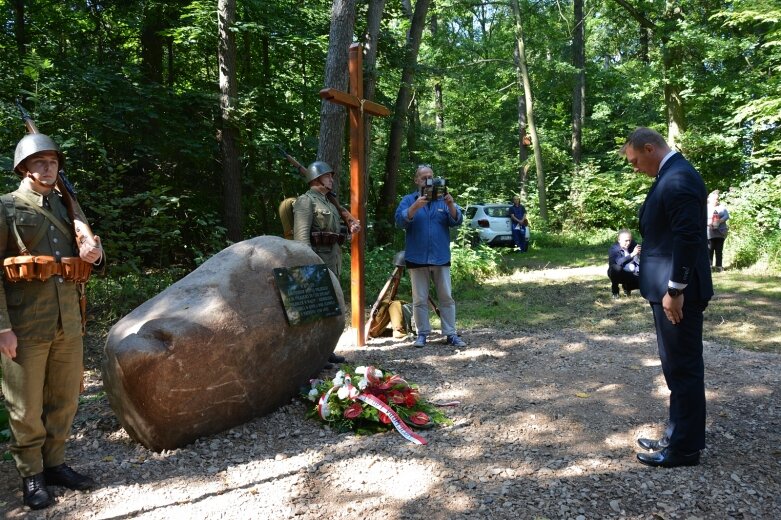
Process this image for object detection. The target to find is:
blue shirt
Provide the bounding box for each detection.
[509,204,526,227]
[394,192,463,266]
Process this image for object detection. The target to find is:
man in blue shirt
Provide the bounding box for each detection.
[509,196,527,252]
[394,165,466,348]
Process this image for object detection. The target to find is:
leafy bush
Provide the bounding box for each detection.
[722,173,781,270]
[88,269,188,328]
[557,159,648,232]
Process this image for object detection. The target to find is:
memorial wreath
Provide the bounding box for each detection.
[301,365,452,445]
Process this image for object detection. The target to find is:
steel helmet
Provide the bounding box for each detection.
[13,133,64,176]
[305,161,334,183]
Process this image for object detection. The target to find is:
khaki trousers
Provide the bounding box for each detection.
[1,324,83,477]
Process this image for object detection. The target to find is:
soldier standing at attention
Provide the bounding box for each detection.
[293,161,360,365]
[0,132,104,509]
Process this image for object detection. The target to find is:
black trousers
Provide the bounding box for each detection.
[650,299,708,453]
[608,268,640,295]
[708,237,725,268]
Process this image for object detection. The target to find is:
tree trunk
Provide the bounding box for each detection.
[571,0,585,166]
[376,0,431,245]
[514,45,529,201]
[362,0,387,190]
[431,6,444,130]
[317,0,357,195]
[511,0,547,223]
[13,0,25,57]
[218,0,242,242]
[141,4,165,84]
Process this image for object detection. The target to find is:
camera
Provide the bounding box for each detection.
[420,177,448,200]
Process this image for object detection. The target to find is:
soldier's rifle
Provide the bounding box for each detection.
[275,145,359,230]
[15,101,98,250]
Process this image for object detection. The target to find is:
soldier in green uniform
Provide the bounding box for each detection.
[292,161,359,278]
[292,161,359,366]
[0,133,104,510]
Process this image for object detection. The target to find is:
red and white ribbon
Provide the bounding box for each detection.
[357,394,427,445]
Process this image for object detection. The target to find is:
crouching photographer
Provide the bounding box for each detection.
[394,164,466,349]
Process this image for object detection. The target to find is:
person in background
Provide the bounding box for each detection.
[0,132,104,510]
[621,127,713,468]
[706,190,729,272]
[509,196,527,253]
[608,229,641,298]
[394,164,466,349]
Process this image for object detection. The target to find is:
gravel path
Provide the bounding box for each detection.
[1,290,779,518]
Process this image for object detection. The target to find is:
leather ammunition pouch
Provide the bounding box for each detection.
[3,255,93,283]
[311,231,346,247]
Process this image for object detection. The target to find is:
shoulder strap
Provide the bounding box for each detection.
[13,190,73,238]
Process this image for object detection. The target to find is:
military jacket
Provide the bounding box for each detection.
[0,184,82,341]
[292,188,342,276]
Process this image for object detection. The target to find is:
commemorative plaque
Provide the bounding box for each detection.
[274,264,342,325]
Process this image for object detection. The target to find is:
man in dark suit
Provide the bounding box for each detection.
[608,229,641,298]
[621,127,713,468]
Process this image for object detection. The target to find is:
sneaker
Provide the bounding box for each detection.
[412,335,426,348]
[446,334,466,347]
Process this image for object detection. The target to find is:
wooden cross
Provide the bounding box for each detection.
[320,43,390,347]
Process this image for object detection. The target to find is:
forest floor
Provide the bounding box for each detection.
[0,265,779,519]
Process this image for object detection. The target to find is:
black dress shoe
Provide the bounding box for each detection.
[22,473,54,510]
[636,447,700,468]
[44,464,96,491]
[637,437,669,451]
[328,353,346,363]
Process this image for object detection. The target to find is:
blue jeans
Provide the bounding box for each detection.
[512,226,527,251]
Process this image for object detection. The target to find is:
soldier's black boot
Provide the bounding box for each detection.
[44,464,96,491]
[22,473,54,510]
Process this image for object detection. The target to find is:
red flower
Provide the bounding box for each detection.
[388,390,406,405]
[376,393,388,404]
[379,412,392,424]
[343,403,363,419]
[409,412,430,426]
[404,389,418,407]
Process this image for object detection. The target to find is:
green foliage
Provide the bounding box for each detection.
[450,239,502,288]
[88,269,188,328]
[722,174,781,270]
[556,160,649,232]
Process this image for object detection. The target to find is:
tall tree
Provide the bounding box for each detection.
[511,0,547,222]
[376,0,431,245]
[362,0,387,180]
[571,0,585,165]
[218,0,242,241]
[317,0,357,190]
[13,0,26,57]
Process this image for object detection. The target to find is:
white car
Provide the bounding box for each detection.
[465,203,514,246]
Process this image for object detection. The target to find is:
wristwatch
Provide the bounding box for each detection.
[667,287,683,298]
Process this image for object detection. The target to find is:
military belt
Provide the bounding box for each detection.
[311,231,345,247]
[3,255,93,283]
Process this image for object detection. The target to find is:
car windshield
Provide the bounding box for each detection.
[485,206,510,218]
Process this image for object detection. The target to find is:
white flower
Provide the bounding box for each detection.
[335,370,345,379]
[337,385,350,400]
[373,369,383,379]
[358,378,369,390]
[308,388,319,402]
[332,374,344,387]
[355,366,367,375]
[310,379,323,388]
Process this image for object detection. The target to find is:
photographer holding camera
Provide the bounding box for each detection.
[394,164,466,348]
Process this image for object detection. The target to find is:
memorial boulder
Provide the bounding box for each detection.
[103,236,345,451]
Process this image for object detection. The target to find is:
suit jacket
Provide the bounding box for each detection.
[608,240,638,274]
[638,153,713,303]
